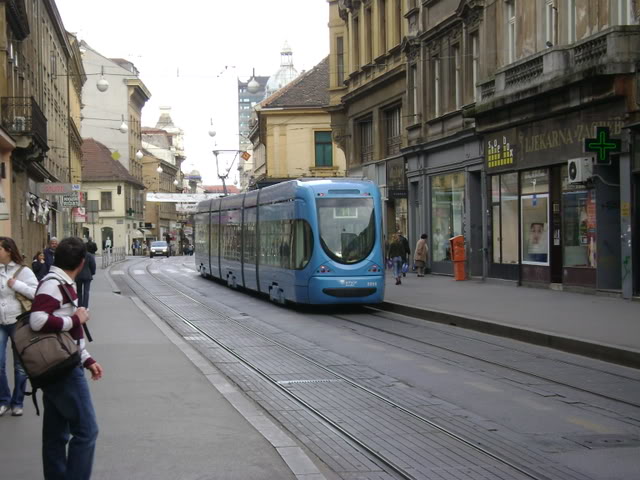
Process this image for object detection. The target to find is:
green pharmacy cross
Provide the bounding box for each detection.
[584,126,621,165]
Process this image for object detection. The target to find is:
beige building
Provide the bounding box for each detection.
[249,57,345,188]
[327,0,407,237]
[0,0,83,257]
[80,138,145,252]
[141,148,178,243]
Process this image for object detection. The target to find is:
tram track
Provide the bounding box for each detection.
[335,310,640,411]
[115,258,591,480]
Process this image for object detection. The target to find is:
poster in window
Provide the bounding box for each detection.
[521,194,549,265]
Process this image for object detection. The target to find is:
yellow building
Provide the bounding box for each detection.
[80,139,145,253]
[249,57,345,188]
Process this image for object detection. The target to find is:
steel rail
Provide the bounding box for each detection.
[343,310,640,410]
[119,258,555,480]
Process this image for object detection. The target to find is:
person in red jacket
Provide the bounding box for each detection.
[30,237,103,480]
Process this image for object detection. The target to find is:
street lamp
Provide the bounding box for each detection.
[156,164,163,173]
[135,150,144,160]
[247,68,260,94]
[119,115,128,134]
[96,66,109,92]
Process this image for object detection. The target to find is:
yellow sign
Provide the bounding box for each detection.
[241,151,251,161]
[621,202,630,218]
[487,137,514,168]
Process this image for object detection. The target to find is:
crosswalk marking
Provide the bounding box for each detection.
[111,271,124,275]
[419,364,448,374]
[133,270,146,275]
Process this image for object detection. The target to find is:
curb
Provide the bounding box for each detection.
[377,301,640,370]
[103,262,122,295]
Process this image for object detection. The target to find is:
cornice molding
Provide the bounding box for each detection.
[6,0,30,41]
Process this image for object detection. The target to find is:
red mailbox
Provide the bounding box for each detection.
[449,235,466,262]
[449,235,466,281]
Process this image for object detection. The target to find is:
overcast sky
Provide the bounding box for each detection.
[56,0,330,185]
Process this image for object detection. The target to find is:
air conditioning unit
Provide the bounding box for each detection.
[568,157,593,184]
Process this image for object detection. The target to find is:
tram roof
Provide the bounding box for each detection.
[196,178,377,212]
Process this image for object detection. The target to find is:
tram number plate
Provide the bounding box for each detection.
[344,281,357,287]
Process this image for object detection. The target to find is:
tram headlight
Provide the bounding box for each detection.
[318,265,331,273]
[368,265,381,273]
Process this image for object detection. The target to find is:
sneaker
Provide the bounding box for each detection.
[0,405,8,417]
[11,407,23,417]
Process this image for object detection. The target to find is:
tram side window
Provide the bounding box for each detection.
[292,220,312,269]
[222,209,242,261]
[258,219,288,269]
[243,207,257,264]
[210,211,220,260]
[195,212,208,255]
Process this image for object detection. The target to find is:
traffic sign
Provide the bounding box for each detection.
[241,151,251,161]
[61,192,80,207]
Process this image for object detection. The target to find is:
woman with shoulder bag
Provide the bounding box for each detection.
[0,237,38,417]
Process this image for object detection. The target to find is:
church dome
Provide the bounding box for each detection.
[265,41,299,98]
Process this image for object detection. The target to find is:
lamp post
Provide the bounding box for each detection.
[208,129,241,196]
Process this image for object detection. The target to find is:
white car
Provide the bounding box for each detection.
[149,240,170,258]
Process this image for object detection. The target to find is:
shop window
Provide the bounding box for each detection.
[520,169,549,265]
[562,165,596,268]
[491,173,518,264]
[431,172,465,262]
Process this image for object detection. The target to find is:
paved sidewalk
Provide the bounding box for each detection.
[382,272,640,367]
[0,266,308,480]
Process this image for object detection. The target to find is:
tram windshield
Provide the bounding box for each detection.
[317,197,375,264]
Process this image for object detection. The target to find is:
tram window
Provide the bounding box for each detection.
[317,197,375,264]
[259,219,307,270]
[222,209,242,261]
[292,220,313,269]
[243,207,257,264]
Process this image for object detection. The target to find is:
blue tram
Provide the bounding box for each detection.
[194,179,385,304]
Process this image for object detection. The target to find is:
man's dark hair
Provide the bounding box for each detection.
[53,237,87,271]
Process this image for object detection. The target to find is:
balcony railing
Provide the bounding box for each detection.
[1,97,47,147]
[474,26,640,110]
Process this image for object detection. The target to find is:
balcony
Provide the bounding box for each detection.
[474,26,640,114]
[1,96,47,148]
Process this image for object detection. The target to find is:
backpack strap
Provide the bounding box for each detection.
[12,265,26,280]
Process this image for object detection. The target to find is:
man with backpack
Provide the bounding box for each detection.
[30,237,103,480]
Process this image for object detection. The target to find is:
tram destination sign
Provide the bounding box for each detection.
[37,183,81,195]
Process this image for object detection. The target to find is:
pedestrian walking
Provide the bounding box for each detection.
[387,234,405,285]
[414,234,429,277]
[42,237,58,278]
[32,251,46,281]
[76,251,96,308]
[86,237,98,255]
[0,237,38,417]
[397,230,411,277]
[30,237,103,479]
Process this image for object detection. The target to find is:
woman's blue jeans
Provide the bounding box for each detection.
[0,323,27,408]
[391,256,402,279]
[42,366,99,480]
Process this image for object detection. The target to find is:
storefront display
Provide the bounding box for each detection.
[520,169,549,266]
[431,172,465,262]
[491,173,518,264]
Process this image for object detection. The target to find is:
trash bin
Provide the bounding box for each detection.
[449,235,466,281]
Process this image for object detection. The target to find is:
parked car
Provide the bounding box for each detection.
[150,240,170,258]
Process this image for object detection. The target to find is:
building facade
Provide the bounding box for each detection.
[328,0,408,239]
[469,0,639,297]
[249,57,346,188]
[402,1,485,276]
[0,0,83,257]
[80,138,145,253]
